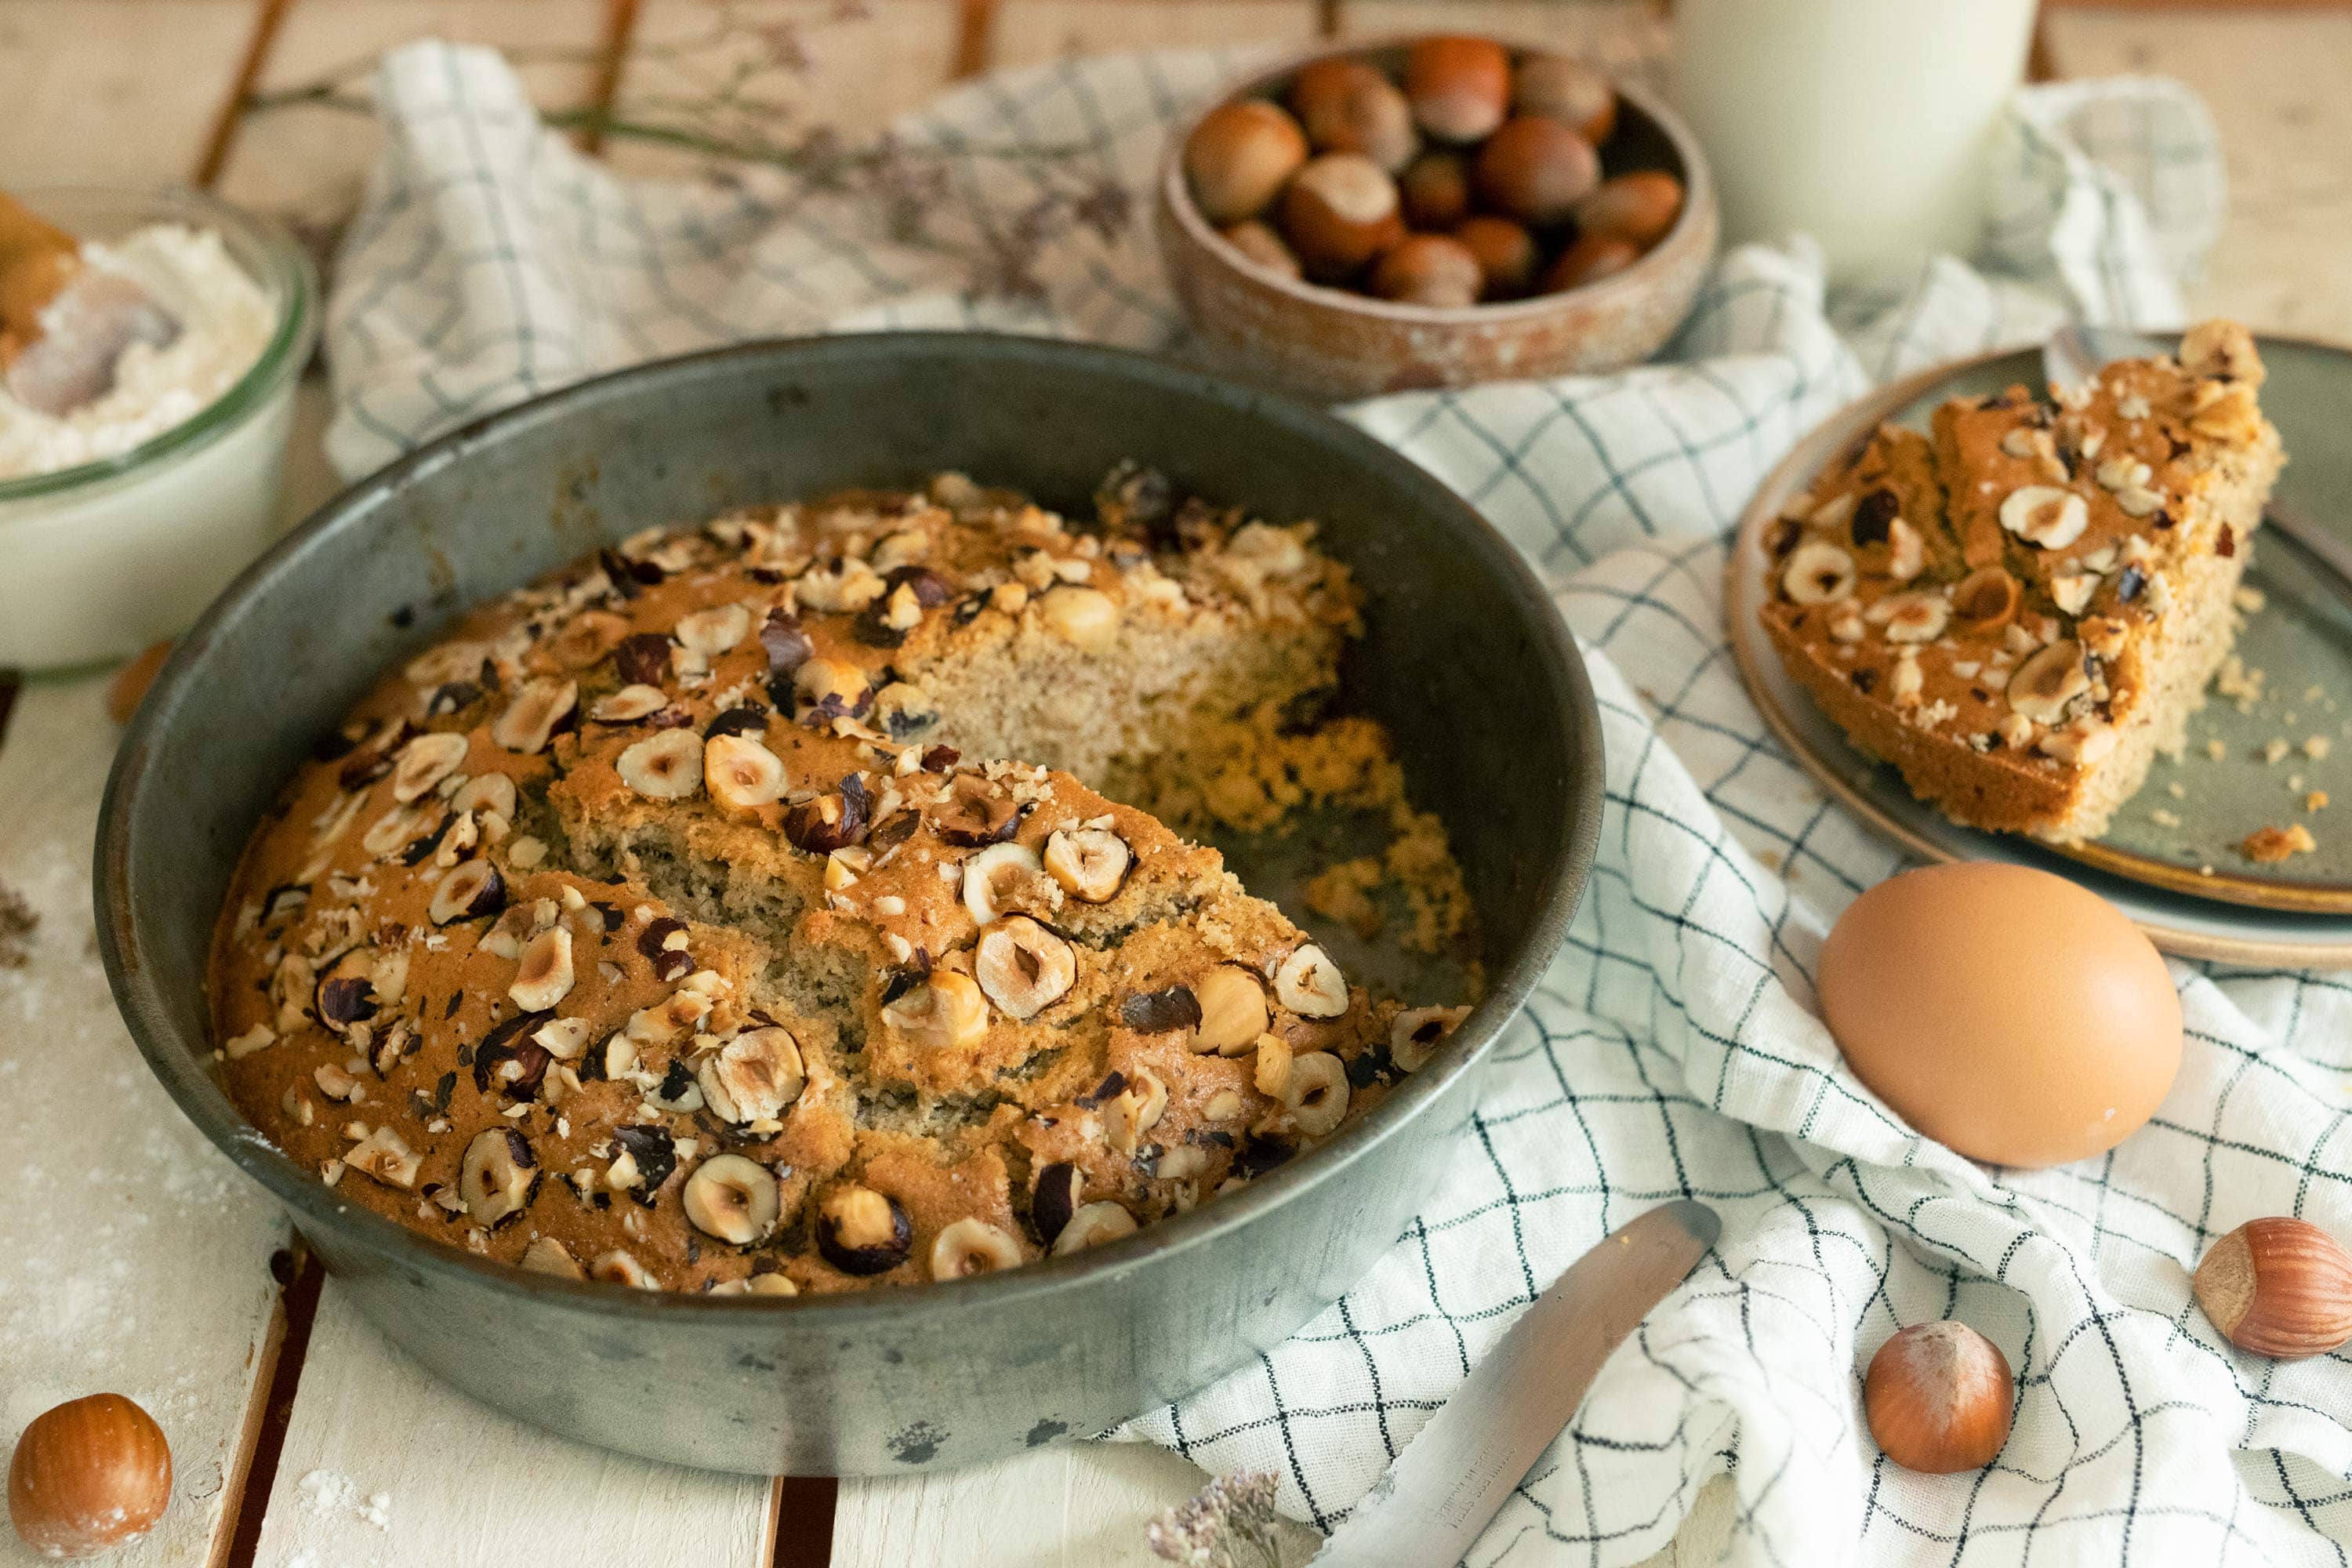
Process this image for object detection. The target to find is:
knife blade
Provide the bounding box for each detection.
[1309,1200,1719,1568]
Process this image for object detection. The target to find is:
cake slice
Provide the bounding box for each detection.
[1761,322,2285,845]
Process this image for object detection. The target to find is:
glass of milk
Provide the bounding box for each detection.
[0,186,318,671]
[1671,0,2039,282]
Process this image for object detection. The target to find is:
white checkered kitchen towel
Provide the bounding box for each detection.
[322,41,2352,1566]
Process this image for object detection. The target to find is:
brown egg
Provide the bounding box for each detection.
[1454,215,1540,299]
[1473,115,1600,227]
[1399,151,1472,231]
[1542,234,1641,292]
[1403,36,1512,144]
[1369,234,1485,308]
[8,1394,172,1560]
[1818,862,2182,1168]
[1513,53,1617,144]
[1218,220,1304,281]
[1572,170,1685,246]
[1279,153,1406,282]
[1288,58,1419,172]
[1183,100,1309,225]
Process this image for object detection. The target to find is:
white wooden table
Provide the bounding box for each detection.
[2,3,2347,1563]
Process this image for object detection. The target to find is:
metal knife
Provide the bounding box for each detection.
[1309,1200,1719,1568]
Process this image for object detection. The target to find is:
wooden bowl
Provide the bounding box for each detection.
[1157,38,1719,401]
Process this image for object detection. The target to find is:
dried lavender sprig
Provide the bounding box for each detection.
[1147,1470,1287,1568]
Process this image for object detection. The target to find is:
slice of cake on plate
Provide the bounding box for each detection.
[1760,321,2285,844]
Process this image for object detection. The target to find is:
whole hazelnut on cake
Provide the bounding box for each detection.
[8,1393,172,1559]
[1184,100,1310,224]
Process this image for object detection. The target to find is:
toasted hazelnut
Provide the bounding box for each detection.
[1274,942,1349,1018]
[783,784,868,855]
[2194,1217,2352,1359]
[794,656,874,719]
[1543,234,1640,292]
[2038,717,2117,767]
[934,775,1022,846]
[1040,586,1120,652]
[931,1217,1025,1281]
[1572,170,1682,246]
[429,858,505,925]
[1280,153,1406,282]
[699,1025,805,1123]
[392,731,469,804]
[1998,485,2089,550]
[1185,100,1311,224]
[1218,220,1303,280]
[1254,1032,1292,1097]
[2006,641,2090,724]
[5,1393,172,1559]
[1399,151,1472,230]
[460,1127,538,1228]
[1104,1068,1169,1153]
[1951,566,2020,632]
[1050,1200,1138,1257]
[1369,234,1484,308]
[1871,590,1950,644]
[816,1185,913,1275]
[532,1016,591,1061]
[345,1126,422,1189]
[1475,115,1599,227]
[1282,1050,1350,1136]
[1029,1161,1083,1247]
[1390,1005,1467,1073]
[1405,36,1511,143]
[1513,53,1615,143]
[616,728,703,799]
[710,1272,799,1297]
[704,732,786,811]
[519,1236,584,1279]
[1781,540,1856,605]
[1454,215,1539,299]
[674,602,752,657]
[492,677,577,754]
[964,840,1044,924]
[975,915,1078,1019]
[1288,58,1417,172]
[2180,320,2263,385]
[684,1154,781,1245]
[590,1249,658,1289]
[592,683,670,724]
[1864,1322,2014,1473]
[451,771,517,823]
[881,970,990,1051]
[1044,826,1131,902]
[509,925,575,1011]
[1192,965,1271,1054]
[1121,985,1203,1036]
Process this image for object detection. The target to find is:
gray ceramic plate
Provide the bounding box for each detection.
[1729,336,2352,967]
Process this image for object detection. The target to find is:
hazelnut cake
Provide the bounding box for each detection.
[209,469,1472,1295]
[1761,321,2285,844]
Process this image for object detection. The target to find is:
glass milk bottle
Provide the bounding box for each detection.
[1671,0,2038,281]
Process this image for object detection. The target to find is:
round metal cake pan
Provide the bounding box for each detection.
[96,332,1601,1476]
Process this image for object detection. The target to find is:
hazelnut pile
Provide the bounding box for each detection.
[1181,37,1682,307]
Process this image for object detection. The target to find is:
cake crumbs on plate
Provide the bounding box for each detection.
[2243,822,2318,863]
[2216,655,2267,713]
[2167,781,2187,799]
[2235,585,2268,613]
[2308,735,2334,760]
[2149,808,2183,829]
[2206,739,2229,761]
[2310,791,2331,813]
[2262,738,2292,764]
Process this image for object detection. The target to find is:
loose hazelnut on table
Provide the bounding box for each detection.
[1287,58,1419,172]
[1512,53,1617,144]
[1544,234,1642,293]
[1474,115,1601,227]
[1403,36,1512,144]
[1864,1322,2013,1473]
[1369,234,1485,308]
[1279,153,1406,282]
[1399,151,1472,231]
[1218,220,1302,280]
[1454,215,1539,299]
[1572,170,1684,247]
[8,1392,172,1560]
[2194,1217,2352,1359]
[1183,100,1310,225]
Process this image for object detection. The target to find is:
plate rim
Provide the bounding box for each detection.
[1723,335,2352,965]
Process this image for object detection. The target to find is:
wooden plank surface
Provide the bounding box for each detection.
[246,1280,775,1568]
[0,680,292,1568]
[0,0,260,186]
[990,0,1321,69]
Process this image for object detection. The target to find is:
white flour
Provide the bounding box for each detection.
[0,224,274,481]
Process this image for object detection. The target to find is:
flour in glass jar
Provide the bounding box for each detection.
[0,224,273,481]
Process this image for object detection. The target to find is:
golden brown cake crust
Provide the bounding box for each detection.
[1760,322,2285,843]
[209,474,1468,1295]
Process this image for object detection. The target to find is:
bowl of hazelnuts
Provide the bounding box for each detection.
[1158,36,1717,399]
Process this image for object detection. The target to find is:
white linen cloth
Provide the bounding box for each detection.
[325,41,2352,1564]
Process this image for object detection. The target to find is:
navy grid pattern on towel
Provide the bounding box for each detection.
[327,42,2352,1565]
